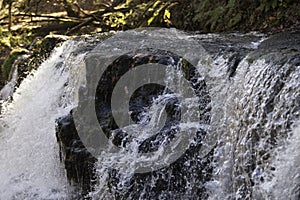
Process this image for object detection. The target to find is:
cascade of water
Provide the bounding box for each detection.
[0,29,298,200]
[0,39,89,199]
[206,53,300,199]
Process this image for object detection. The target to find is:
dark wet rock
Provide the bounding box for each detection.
[227,53,244,78]
[56,109,213,199]
[56,112,97,198]
[0,48,28,84]
[56,48,213,199]
[195,33,265,56]
[259,29,300,52]
[249,29,300,63]
[0,45,13,89]
[109,144,214,200]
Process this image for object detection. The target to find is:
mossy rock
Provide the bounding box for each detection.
[1,48,28,82]
[14,35,68,88]
[26,35,68,70]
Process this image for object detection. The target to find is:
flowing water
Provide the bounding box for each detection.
[0,29,299,199]
[0,39,91,199]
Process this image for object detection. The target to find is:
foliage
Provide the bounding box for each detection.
[0,0,299,88]
[0,28,33,48]
[0,34,66,89]
[0,0,299,34]
[0,27,33,87]
[99,0,176,30]
[171,0,300,32]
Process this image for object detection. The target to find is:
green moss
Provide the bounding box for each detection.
[1,49,28,81]
[0,35,68,89]
[246,57,254,64]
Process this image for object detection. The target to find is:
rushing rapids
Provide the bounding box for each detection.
[0,28,299,199]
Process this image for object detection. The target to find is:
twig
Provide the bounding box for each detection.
[65,17,94,35]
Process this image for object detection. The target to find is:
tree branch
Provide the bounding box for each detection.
[13,13,84,21]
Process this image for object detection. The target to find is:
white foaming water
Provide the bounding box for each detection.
[206,55,300,199]
[0,40,87,199]
[257,122,300,199]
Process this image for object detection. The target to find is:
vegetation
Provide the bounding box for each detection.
[183,0,300,32]
[0,0,299,87]
[1,48,27,81]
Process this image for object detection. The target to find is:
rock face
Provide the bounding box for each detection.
[56,112,97,198]
[56,47,213,198]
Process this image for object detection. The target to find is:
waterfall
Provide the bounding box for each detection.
[0,39,89,199]
[259,122,300,199]
[0,29,299,199]
[205,51,300,199]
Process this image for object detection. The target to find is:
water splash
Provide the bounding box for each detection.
[0,39,89,199]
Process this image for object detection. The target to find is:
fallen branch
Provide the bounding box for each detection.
[65,4,131,34]
[32,21,81,36]
[13,13,84,21]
